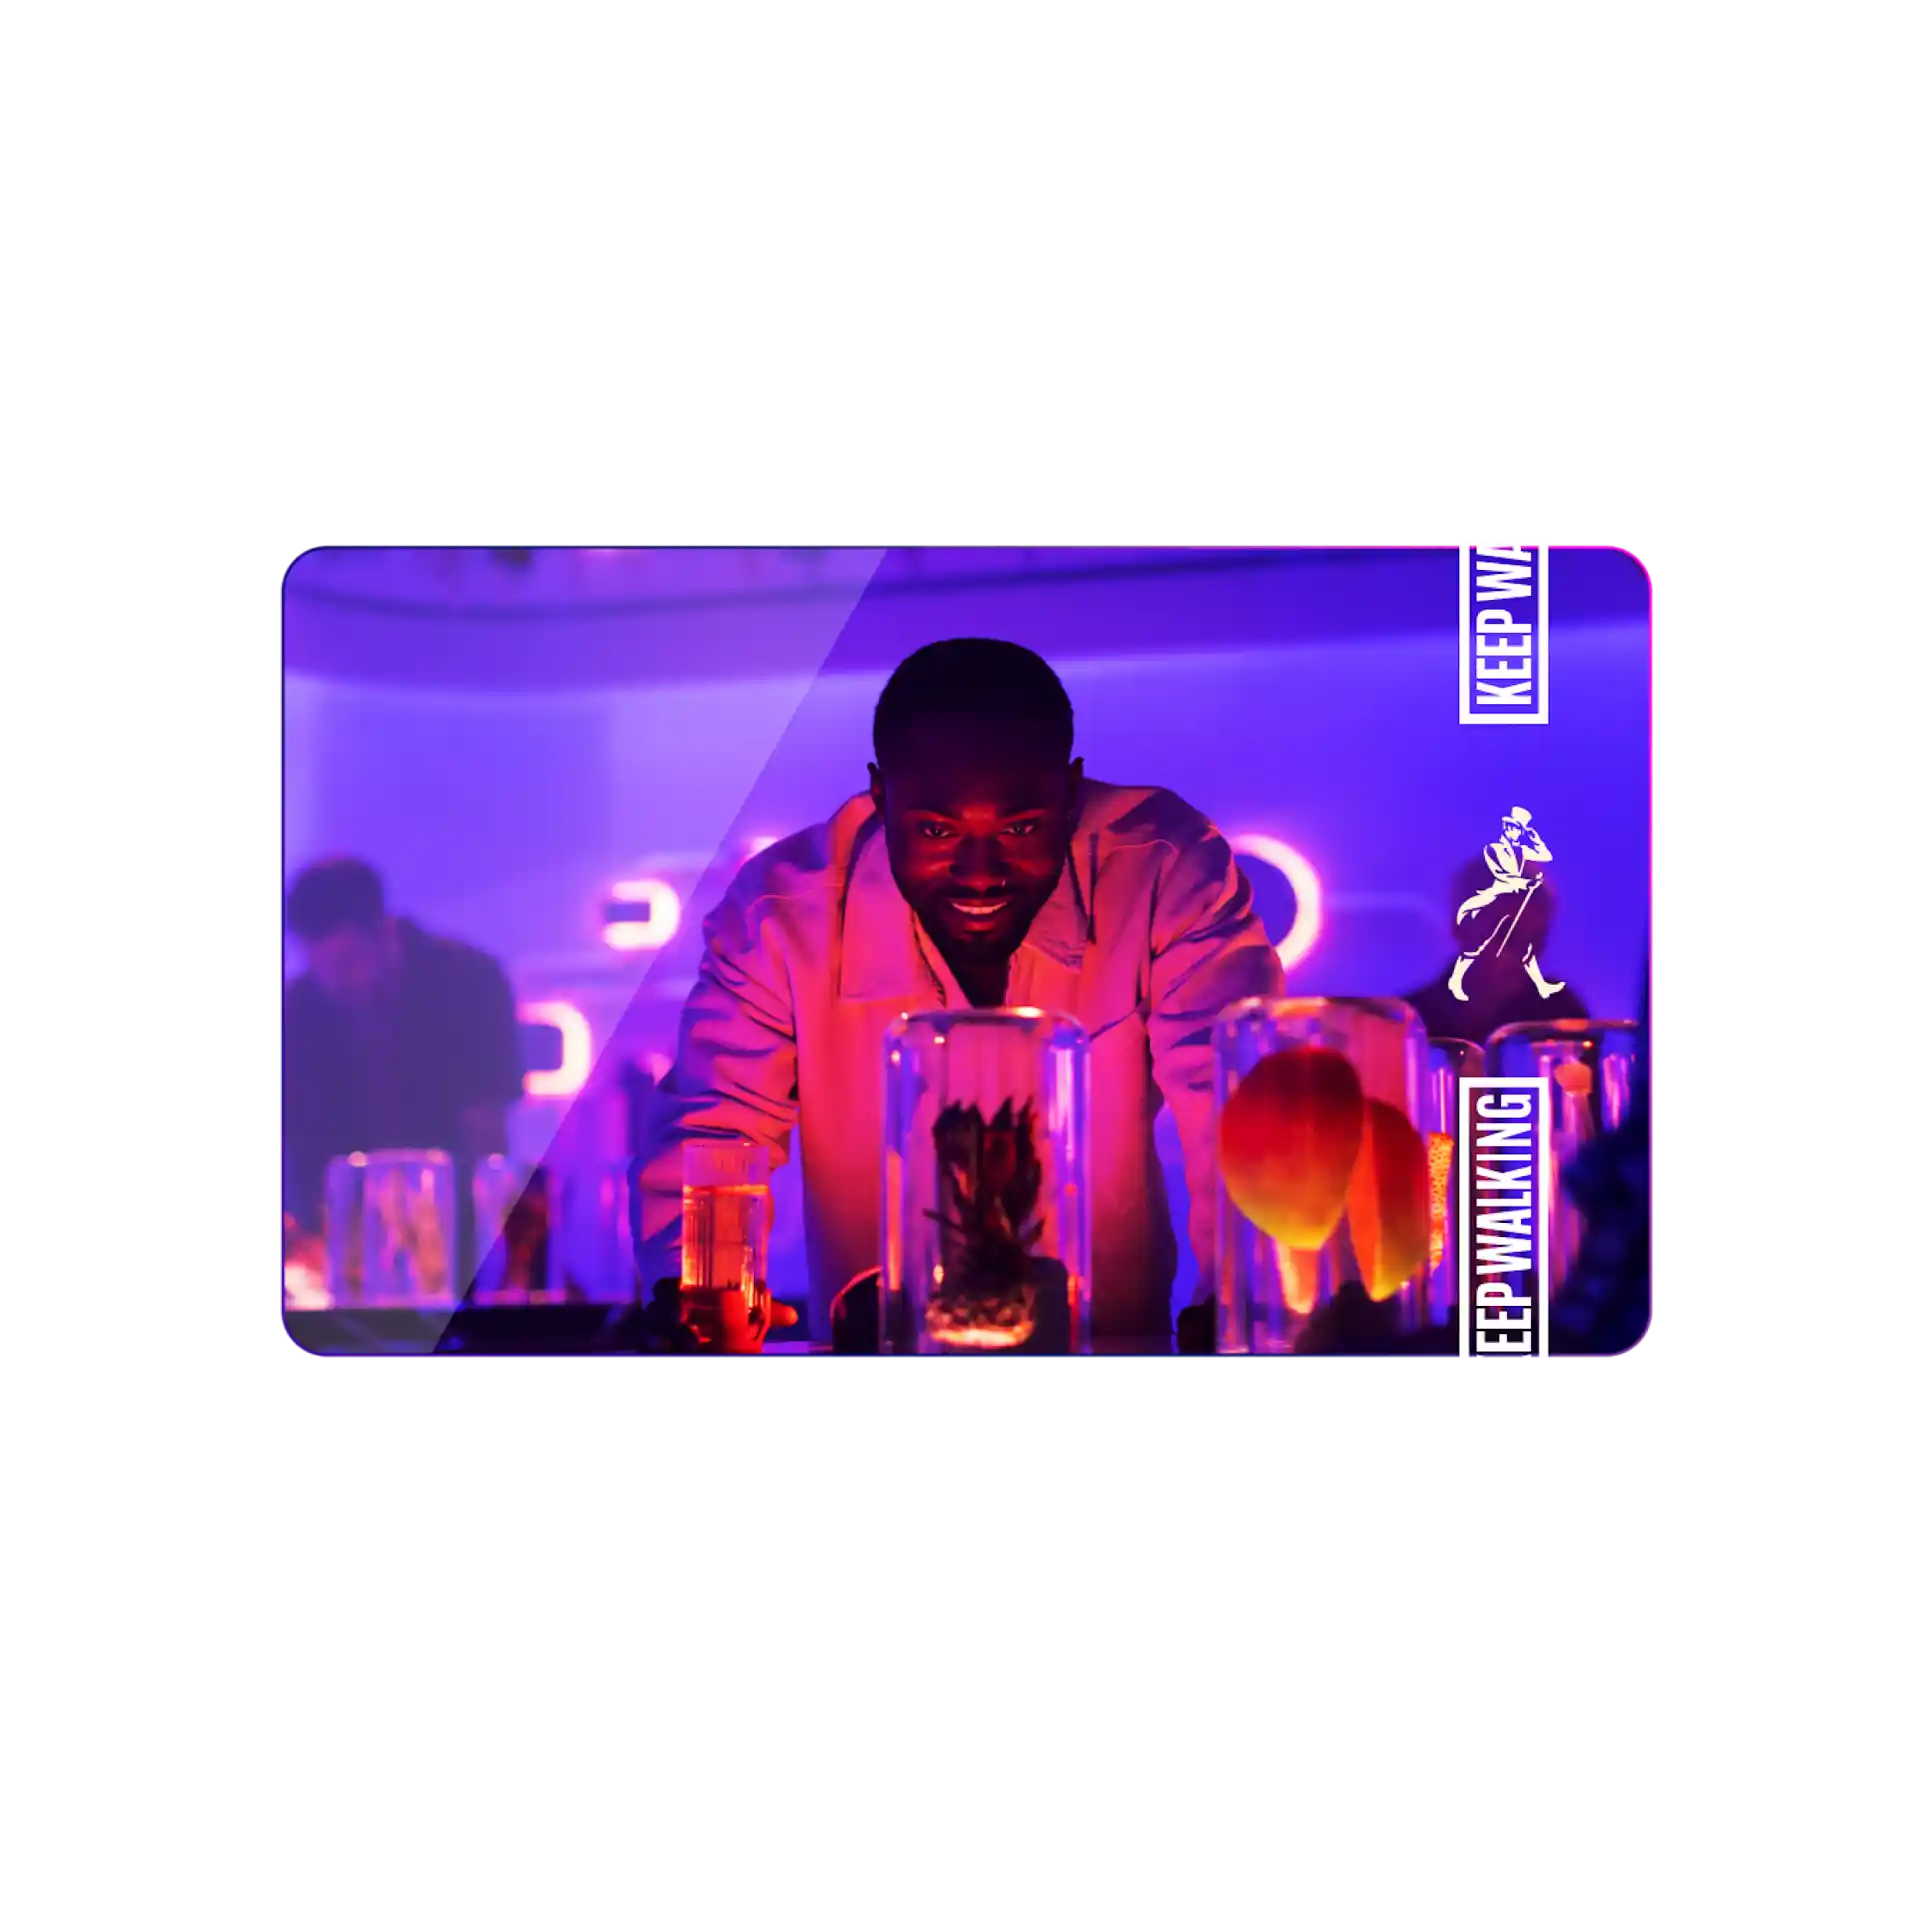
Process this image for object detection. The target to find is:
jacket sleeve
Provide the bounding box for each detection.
[1145,827,1286,1297]
[629,876,800,1283]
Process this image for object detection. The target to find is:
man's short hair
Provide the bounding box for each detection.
[287,857,386,940]
[873,638,1075,770]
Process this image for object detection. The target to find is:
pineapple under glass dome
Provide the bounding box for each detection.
[882,1008,1091,1354]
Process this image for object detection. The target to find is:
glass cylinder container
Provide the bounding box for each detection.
[471,1157,563,1304]
[1486,1019,1640,1300]
[323,1153,368,1305]
[359,1149,457,1306]
[1214,997,1430,1354]
[561,1160,639,1304]
[680,1138,773,1343]
[883,1008,1090,1355]
[471,1155,520,1303]
[1415,1038,1486,1338]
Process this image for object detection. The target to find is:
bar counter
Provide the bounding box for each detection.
[283,1304,1190,1356]
[278,1297,1474,1359]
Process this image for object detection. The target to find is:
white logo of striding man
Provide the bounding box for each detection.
[1449,807,1566,1005]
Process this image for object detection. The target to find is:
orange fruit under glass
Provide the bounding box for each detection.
[1219,1044,1366,1251]
[1346,1097,1431,1301]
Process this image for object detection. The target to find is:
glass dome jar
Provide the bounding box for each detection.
[471,1156,568,1304]
[1214,996,1431,1354]
[883,1008,1090,1354]
[358,1149,458,1307]
[1486,1019,1640,1301]
[558,1159,639,1304]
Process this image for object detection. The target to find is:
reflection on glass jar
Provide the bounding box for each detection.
[472,1156,562,1304]
[1214,997,1431,1354]
[560,1160,639,1304]
[1418,1038,1486,1336]
[323,1153,368,1304]
[1486,1019,1640,1299]
[359,1149,457,1306]
[883,1008,1090,1354]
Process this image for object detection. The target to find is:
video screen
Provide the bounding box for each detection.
[282,547,1649,1356]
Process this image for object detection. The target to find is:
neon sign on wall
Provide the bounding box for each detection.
[520,1000,592,1098]
[1229,834,1325,974]
[602,878,683,952]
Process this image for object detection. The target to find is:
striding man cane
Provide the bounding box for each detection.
[1451,802,1559,1006]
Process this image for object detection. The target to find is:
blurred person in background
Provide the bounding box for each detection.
[1404,855,1591,1048]
[632,637,1284,1343]
[282,857,523,1234]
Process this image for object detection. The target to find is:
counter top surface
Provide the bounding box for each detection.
[283,1303,1182,1356]
[283,1300,1468,1355]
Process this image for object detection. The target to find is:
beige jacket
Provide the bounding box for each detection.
[632,779,1284,1337]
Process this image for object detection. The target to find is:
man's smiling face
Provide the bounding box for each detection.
[871,714,1082,970]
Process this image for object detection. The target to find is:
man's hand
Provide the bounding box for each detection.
[703,1288,801,1354]
[1176,1295,1218,1354]
[729,1290,798,1351]
[627,1278,799,1353]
